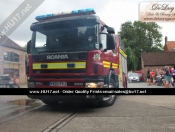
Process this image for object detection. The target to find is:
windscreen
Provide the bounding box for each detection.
[31,21,98,54]
[130,73,139,76]
[0,76,11,80]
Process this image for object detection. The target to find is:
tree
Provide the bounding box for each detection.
[118,21,163,70]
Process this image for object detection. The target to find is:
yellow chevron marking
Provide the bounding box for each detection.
[103,61,118,69]
[120,49,127,58]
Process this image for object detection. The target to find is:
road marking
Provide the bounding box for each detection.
[42,109,82,132]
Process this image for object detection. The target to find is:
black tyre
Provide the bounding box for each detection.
[116,80,119,88]
[98,79,117,107]
[125,77,128,88]
[42,100,59,106]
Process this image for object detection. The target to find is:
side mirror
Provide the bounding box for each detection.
[27,40,31,54]
[99,43,103,49]
[107,34,116,50]
[107,27,115,34]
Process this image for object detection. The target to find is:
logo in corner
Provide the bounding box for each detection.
[93,54,101,62]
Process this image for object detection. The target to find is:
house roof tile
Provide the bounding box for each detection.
[0,35,26,51]
[141,52,175,66]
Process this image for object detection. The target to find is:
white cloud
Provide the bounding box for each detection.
[99,1,138,33]
[158,23,175,43]
[0,0,174,47]
[99,0,175,45]
[14,40,28,47]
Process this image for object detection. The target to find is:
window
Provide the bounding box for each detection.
[124,58,127,75]
[99,25,107,50]
[112,36,117,55]
[101,26,108,33]
[31,22,98,54]
[121,55,127,74]
[122,55,125,74]
[130,73,139,76]
[100,34,107,50]
[35,32,47,47]
[4,52,19,62]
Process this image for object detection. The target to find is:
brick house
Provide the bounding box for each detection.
[141,36,175,81]
[141,52,175,81]
[164,36,175,52]
[0,36,27,84]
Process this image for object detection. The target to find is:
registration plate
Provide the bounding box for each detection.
[49,82,67,86]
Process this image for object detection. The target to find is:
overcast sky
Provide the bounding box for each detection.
[0,0,175,47]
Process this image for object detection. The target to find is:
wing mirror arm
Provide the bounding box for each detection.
[27,40,31,54]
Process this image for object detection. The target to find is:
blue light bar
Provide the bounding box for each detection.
[53,13,63,16]
[35,13,53,19]
[35,15,46,19]
[62,11,72,15]
[72,10,78,13]
[78,9,86,13]
[35,8,95,21]
[72,8,94,13]
[46,14,53,17]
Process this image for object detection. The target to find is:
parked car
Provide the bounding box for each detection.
[128,73,140,82]
[133,70,143,81]
[0,74,20,88]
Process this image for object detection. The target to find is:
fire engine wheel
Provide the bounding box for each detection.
[42,100,59,106]
[98,79,117,107]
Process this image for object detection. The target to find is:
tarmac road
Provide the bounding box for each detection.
[0,82,174,132]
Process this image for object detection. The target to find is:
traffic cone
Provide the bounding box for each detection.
[165,80,169,88]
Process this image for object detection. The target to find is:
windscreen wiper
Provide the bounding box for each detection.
[65,49,88,52]
[38,51,62,54]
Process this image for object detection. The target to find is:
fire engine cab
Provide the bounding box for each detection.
[26,8,127,107]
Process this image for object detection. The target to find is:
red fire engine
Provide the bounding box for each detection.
[26,8,127,107]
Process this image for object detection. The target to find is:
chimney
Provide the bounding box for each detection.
[165,36,168,44]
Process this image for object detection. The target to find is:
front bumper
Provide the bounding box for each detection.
[128,78,140,82]
[27,95,104,102]
[28,77,105,88]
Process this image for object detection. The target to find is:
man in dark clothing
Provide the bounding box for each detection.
[172,67,175,85]
[147,68,151,85]
[165,66,170,85]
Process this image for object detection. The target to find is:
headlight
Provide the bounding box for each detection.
[28,82,35,88]
[85,82,104,88]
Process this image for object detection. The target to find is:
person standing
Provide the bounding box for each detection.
[155,69,159,80]
[147,68,151,85]
[157,69,161,76]
[151,70,155,84]
[172,67,175,86]
[165,66,170,85]
[169,66,173,86]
